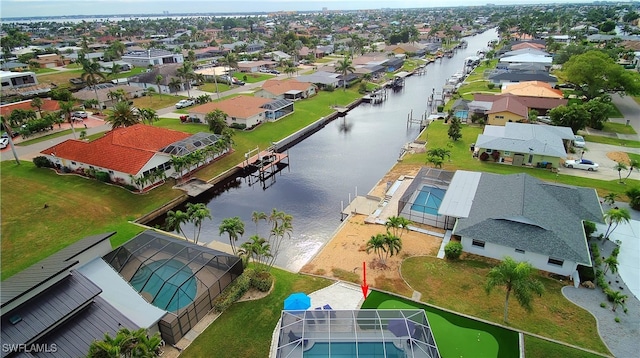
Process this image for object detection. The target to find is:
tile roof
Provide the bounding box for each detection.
[261,79,314,95]
[475,93,568,110]
[40,124,190,175]
[0,99,61,117]
[486,94,528,117]
[453,172,603,265]
[190,95,271,118]
[502,81,564,99]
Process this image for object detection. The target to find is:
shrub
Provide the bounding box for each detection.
[600,302,607,308]
[596,275,608,289]
[487,83,495,89]
[250,271,273,292]
[611,246,620,258]
[230,123,247,130]
[437,105,444,112]
[95,171,111,183]
[594,256,603,267]
[625,187,640,210]
[479,152,490,161]
[444,241,463,260]
[491,150,500,162]
[615,317,621,323]
[212,272,251,312]
[33,156,53,168]
[583,221,597,238]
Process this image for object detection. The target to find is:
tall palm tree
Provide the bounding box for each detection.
[335,55,355,91]
[485,256,544,322]
[154,74,164,93]
[168,77,182,94]
[165,209,190,240]
[624,159,639,181]
[383,233,402,261]
[603,255,619,275]
[186,203,211,244]
[252,211,268,234]
[366,233,387,264]
[106,101,140,128]
[219,216,245,255]
[58,100,77,139]
[603,207,631,239]
[266,209,293,268]
[139,108,158,126]
[614,162,628,183]
[79,55,106,103]
[176,62,194,97]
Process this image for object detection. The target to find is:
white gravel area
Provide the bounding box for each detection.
[562,238,640,358]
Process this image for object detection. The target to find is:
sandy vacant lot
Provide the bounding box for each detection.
[301,163,443,295]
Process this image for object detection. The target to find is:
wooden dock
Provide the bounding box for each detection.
[238,150,288,170]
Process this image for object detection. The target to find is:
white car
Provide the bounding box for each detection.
[0,137,8,149]
[175,99,195,109]
[573,135,586,148]
[73,111,88,119]
[564,159,598,171]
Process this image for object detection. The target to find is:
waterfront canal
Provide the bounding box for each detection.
[151,29,499,271]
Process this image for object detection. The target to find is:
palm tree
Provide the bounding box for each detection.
[266,209,293,268]
[168,77,182,93]
[335,55,355,91]
[88,327,162,358]
[485,256,544,322]
[252,211,268,234]
[186,203,211,244]
[366,233,387,264]
[239,235,271,268]
[139,108,158,126]
[627,187,640,210]
[154,74,164,94]
[206,109,228,134]
[383,233,402,261]
[385,216,411,238]
[79,55,106,103]
[608,290,628,312]
[109,63,122,80]
[624,159,639,181]
[145,86,157,105]
[30,97,43,118]
[614,162,628,183]
[219,216,245,255]
[603,207,631,239]
[603,255,619,275]
[106,101,140,128]
[603,193,618,206]
[165,209,190,240]
[176,62,194,97]
[58,100,78,139]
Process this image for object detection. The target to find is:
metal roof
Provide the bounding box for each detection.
[1,232,115,310]
[263,99,293,110]
[1,272,101,357]
[438,170,481,218]
[275,309,440,358]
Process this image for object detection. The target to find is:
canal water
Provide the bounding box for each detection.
[151,29,499,271]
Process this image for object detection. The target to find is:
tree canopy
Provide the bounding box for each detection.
[563,50,640,99]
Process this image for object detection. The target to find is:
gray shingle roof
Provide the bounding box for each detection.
[453,173,602,265]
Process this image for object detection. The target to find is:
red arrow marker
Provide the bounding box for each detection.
[361,261,369,299]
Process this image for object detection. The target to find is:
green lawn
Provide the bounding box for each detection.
[33,67,58,74]
[404,120,640,199]
[464,60,498,82]
[362,290,519,358]
[627,152,640,163]
[199,82,231,93]
[401,256,610,354]
[601,121,637,135]
[182,269,331,357]
[583,134,640,148]
[110,67,146,80]
[236,72,272,83]
[457,80,500,100]
[524,336,607,358]
[131,93,188,110]
[17,128,76,146]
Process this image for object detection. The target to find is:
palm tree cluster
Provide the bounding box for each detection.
[603,207,631,240]
[365,216,408,266]
[165,203,212,244]
[169,139,230,183]
[87,327,162,358]
[219,216,246,255]
[129,169,166,192]
[613,159,639,184]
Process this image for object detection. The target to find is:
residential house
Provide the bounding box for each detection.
[295,71,341,89]
[439,171,602,277]
[73,84,145,109]
[121,49,184,67]
[189,95,294,128]
[0,70,37,90]
[0,98,60,118]
[32,53,69,68]
[472,93,567,117]
[0,61,28,71]
[237,60,277,73]
[474,122,574,168]
[502,81,564,99]
[40,124,226,190]
[497,53,553,71]
[510,42,546,51]
[488,70,558,86]
[128,63,185,94]
[254,79,317,101]
[484,95,529,125]
[265,51,292,62]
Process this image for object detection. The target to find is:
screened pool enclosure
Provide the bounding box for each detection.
[103,230,243,344]
[397,168,454,229]
[275,309,440,358]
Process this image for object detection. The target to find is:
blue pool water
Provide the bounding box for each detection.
[410,186,446,215]
[303,342,405,358]
[130,259,197,312]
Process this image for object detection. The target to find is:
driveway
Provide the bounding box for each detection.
[559,142,640,181]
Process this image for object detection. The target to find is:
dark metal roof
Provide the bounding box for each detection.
[1,272,101,357]
[15,295,139,358]
[1,233,115,309]
[262,99,293,110]
[489,71,556,83]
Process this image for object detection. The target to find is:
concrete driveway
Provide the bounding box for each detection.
[559,142,640,181]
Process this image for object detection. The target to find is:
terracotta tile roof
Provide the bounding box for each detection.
[0,99,61,117]
[487,95,529,117]
[475,93,568,111]
[511,42,545,51]
[502,81,564,99]
[190,96,271,119]
[40,124,190,175]
[260,79,314,95]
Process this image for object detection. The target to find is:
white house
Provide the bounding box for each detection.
[0,70,37,90]
[439,171,603,277]
[122,49,184,67]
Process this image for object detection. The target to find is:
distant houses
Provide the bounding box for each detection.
[188,95,294,128]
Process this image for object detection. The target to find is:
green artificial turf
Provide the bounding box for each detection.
[362,290,519,358]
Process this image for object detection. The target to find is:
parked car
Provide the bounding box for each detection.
[270,69,280,74]
[175,99,195,109]
[573,135,586,148]
[564,159,598,171]
[73,111,88,119]
[0,137,9,149]
[232,78,245,86]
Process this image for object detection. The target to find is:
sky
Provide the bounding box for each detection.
[0,0,619,19]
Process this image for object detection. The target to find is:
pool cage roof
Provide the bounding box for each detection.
[275,309,440,358]
[159,132,222,156]
[103,230,242,312]
[398,168,453,211]
[262,99,293,111]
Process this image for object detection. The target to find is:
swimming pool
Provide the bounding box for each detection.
[303,342,405,358]
[130,259,197,312]
[410,185,446,215]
